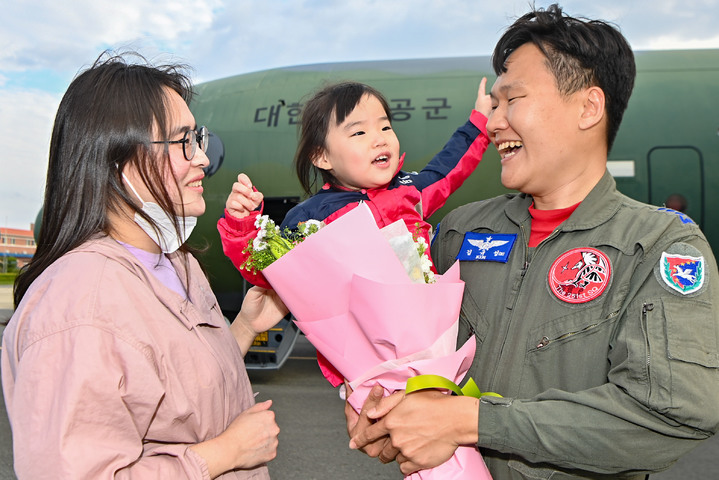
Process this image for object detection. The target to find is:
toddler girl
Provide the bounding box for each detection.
[218,79,491,384]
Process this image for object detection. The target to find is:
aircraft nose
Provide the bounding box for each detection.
[201,131,224,177]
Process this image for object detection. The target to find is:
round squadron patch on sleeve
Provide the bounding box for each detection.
[654,242,707,296]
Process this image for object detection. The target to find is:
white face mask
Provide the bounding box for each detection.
[122,173,197,253]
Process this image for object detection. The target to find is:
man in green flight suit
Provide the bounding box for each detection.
[348,4,719,479]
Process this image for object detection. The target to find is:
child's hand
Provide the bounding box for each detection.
[474,77,491,117]
[226,173,264,219]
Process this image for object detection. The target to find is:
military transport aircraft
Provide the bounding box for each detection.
[34,50,718,369]
[184,49,718,369]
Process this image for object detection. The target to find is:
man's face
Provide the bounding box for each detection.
[487,43,589,200]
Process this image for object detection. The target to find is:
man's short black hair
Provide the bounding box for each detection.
[492,3,636,150]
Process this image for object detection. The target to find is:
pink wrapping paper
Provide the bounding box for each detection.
[263,204,491,479]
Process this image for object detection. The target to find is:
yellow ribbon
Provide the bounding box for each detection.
[405,375,502,399]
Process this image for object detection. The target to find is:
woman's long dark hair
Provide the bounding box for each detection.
[13,51,195,308]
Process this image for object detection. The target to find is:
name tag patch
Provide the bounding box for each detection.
[456,233,517,263]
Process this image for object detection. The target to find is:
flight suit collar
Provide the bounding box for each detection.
[504,169,621,233]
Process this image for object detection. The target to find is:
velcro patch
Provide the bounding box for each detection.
[456,233,517,263]
[548,247,611,304]
[660,253,705,295]
[654,243,708,297]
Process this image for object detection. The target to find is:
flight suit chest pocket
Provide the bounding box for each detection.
[520,305,618,394]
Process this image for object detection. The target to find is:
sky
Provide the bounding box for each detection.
[2,0,719,229]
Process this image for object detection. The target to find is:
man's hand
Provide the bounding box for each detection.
[346,384,402,463]
[350,389,479,475]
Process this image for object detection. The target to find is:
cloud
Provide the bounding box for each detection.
[0,88,60,228]
[1,0,719,228]
[1,0,221,75]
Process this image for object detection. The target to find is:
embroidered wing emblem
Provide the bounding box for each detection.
[467,238,510,255]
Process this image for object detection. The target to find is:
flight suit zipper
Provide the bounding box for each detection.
[536,322,600,349]
[641,302,654,400]
[489,222,564,388]
[536,310,620,348]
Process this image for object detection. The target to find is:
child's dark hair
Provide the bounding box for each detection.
[294,82,392,196]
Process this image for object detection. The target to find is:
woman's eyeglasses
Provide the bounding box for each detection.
[151,126,209,161]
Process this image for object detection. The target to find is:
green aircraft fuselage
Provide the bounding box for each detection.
[188,49,719,319]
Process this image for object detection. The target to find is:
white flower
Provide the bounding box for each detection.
[255,214,270,230]
[252,236,267,251]
[302,219,322,232]
[420,254,432,272]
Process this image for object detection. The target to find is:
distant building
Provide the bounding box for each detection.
[1,224,37,269]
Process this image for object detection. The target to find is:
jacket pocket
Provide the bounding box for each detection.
[508,459,647,479]
[459,291,489,346]
[458,294,490,382]
[520,305,620,395]
[665,298,718,367]
[645,297,719,431]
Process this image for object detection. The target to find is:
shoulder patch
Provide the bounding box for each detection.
[655,243,707,296]
[548,247,611,304]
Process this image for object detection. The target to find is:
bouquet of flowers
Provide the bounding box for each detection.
[246,204,492,480]
[241,215,323,273]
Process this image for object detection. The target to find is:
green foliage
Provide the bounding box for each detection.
[1,256,18,274]
[241,216,323,274]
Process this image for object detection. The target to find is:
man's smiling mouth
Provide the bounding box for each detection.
[497,141,523,159]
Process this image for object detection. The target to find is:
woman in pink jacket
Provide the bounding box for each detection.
[1,52,286,479]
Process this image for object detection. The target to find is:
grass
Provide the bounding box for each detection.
[0,273,17,285]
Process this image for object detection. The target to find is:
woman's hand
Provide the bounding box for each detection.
[231,286,289,355]
[191,399,279,478]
